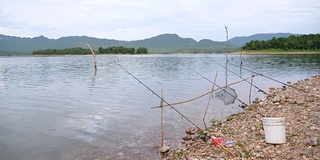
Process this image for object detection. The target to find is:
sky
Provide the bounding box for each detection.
[0,0,319,41]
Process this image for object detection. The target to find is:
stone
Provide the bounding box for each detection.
[159,145,170,153]
[296,100,305,105]
[251,126,256,131]
[186,127,197,135]
[276,150,282,154]
[182,135,192,141]
[269,86,275,90]
[280,96,286,102]
[272,95,281,102]
[307,81,312,86]
[308,137,318,146]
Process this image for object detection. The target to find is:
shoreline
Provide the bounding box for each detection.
[231,51,320,55]
[2,51,320,57]
[166,75,320,159]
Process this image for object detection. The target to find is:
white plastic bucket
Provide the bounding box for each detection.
[263,117,286,144]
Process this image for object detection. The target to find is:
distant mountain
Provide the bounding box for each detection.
[229,33,297,47]
[0,33,229,55]
[0,32,300,55]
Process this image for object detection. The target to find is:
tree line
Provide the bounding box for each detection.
[32,47,92,55]
[242,34,320,50]
[32,46,149,55]
[98,46,148,54]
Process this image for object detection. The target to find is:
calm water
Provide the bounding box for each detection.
[0,54,319,160]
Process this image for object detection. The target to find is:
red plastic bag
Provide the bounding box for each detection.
[211,136,225,147]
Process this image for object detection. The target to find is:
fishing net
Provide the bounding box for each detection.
[215,87,238,105]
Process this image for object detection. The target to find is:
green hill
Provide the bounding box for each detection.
[0,33,301,55]
[0,34,233,55]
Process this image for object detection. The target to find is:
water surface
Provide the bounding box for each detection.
[0,54,319,159]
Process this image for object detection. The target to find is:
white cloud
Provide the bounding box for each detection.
[0,0,319,41]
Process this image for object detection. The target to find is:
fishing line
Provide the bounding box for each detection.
[181,63,247,106]
[228,62,307,93]
[206,56,268,94]
[112,61,203,131]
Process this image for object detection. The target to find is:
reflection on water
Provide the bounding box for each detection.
[0,54,319,159]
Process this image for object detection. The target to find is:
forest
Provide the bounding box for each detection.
[242,34,320,51]
[32,46,149,55]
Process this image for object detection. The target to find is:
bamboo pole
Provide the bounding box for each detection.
[160,89,164,147]
[249,72,253,105]
[86,44,97,70]
[240,49,243,67]
[224,24,229,62]
[203,71,218,129]
[151,75,255,109]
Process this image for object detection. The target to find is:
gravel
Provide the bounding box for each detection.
[164,75,320,159]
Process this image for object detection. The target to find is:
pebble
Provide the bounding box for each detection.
[269,86,275,90]
[160,145,170,153]
[308,137,318,146]
[186,127,197,135]
[272,95,281,102]
[296,100,305,105]
[251,126,256,131]
[182,135,192,141]
[276,150,282,154]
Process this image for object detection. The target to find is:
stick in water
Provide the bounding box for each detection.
[86,44,97,70]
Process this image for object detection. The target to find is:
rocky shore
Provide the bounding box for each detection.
[164,75,320,159]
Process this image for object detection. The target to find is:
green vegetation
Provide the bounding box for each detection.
[98,46,148,54]
[32,47,92,55]
[136,47,148,54]
[32,46,149,55]
[210,118,221,126]
[242,34,320,51]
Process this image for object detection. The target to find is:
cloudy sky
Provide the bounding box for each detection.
[0,0,319,41]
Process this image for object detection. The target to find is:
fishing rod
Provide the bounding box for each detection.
[181,63,248,106]
[206,56,268,95]
[227,62,308,93]
[112,61,204,132]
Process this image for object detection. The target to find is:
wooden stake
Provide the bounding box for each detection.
[224,24,229,62]
[240,49,243,67]
[203,71,218,129]
[249,72,253,105]
[86,44,97,70]
[160,89,164,147]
